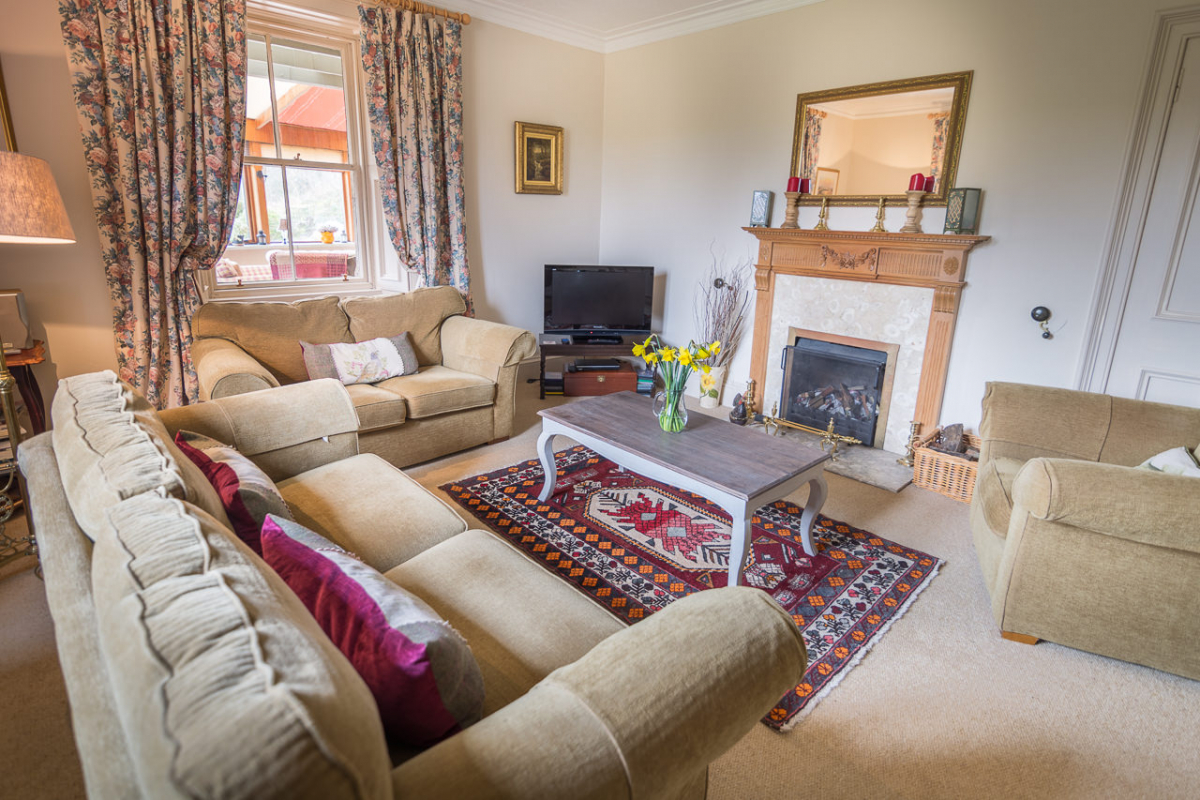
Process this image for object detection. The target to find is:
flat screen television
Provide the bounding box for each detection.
[544,265,654,335]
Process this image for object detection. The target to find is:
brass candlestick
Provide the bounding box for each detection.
[781,191,801,229]
[870,197,887,233]
[763,403,861,460]
[814,197,830,231]
[897,420,921,467]
[899,190,925,233]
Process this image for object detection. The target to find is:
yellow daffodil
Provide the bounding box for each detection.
[710,341,722,354]
[644,352,658,364]
[700,372,715,391]
[661,348,676,363]
[696,347,710,359]
[701,364,711,374]
[678,349,694,367]
[632,342,646,357]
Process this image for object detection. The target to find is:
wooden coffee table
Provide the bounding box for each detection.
[536,391,830,587]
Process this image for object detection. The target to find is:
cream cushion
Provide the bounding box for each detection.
[278,453,467,573]
[344,383,408,432]
[50,371,231,540]
[90,492,391,800]
[342,286,466,367]
[377,366,495,420]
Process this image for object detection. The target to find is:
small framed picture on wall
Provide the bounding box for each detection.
[515,121,563,195]
[814,167,839,196]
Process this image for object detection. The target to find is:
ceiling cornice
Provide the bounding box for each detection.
[450,0,827,54]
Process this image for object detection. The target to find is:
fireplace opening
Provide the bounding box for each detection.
[781,336,892,447]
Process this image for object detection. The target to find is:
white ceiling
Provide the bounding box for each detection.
[450,0,827,53]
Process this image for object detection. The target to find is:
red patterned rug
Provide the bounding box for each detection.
[441,445,943,730]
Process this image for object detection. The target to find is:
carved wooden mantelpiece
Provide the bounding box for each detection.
[744,227,990,435]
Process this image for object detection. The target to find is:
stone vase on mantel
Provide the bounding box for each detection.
[699,365,729,409]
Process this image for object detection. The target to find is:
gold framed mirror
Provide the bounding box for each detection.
[790,71,972,206]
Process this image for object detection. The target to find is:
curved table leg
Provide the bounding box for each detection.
[536,429,559,502]
[726,505,751,587]
[798,475,828,557]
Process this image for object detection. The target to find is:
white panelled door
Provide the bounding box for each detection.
[1106,38,1200,405]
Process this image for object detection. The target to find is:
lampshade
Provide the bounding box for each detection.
[0,151,75,244]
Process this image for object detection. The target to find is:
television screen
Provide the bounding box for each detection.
[544,265,653,334]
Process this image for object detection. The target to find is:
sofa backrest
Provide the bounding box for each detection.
[342,286,467,366]
[193,296,353,384]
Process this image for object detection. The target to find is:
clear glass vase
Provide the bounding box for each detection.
[652,386,689,433]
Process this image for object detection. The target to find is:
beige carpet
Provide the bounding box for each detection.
[3,381,1198,799]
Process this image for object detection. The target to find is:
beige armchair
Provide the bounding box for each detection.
[970,382,1200,679]
[191,287,537,468]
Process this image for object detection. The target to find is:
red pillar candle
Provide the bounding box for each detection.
[799,178,812,194]
[908,173,926,191]
[787,176,800,192]
[923,175,935,192]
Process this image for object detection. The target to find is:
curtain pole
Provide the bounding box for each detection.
[372,0,470,25]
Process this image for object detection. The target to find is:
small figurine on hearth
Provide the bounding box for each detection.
[729,392,747,425]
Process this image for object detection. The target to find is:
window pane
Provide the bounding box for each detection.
[270,38,349,164]
[280,166,357,281]
[216,164,289,284]
[245,34,280,159]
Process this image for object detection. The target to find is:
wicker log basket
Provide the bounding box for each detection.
[912,429,980,503]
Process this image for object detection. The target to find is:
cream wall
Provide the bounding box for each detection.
[597,0,1176,426]
[843,112,937,195]
[0,1,604,408]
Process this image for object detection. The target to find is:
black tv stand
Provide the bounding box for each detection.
[570,334,623,345]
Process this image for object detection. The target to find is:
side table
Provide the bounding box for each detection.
[7,340,46,435]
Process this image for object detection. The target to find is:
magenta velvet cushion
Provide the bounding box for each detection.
[260,515,484,747]
[174,430,293,554]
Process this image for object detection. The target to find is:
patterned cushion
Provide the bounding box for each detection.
[91,493,392,800]
[50,370,232,541]
[260,515,484,746]
[174,430,293,554]
[1137,446,1200,478]
[302,334,419,385]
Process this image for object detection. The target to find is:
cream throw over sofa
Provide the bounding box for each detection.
[22,372,807,800]
[191,286,537,468]
[970,381,1200,679]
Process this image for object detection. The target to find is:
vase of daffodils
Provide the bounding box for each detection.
[632,335,721,433]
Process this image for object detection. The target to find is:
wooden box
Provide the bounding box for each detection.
[564,362,637,396]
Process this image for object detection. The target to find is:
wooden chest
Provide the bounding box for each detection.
[564,362,637,396]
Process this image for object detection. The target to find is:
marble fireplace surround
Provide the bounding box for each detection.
[745,227,990,453]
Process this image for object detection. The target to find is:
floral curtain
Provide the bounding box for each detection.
[928,112,950,188]
[802,108,827,180]
[60,0,247,408]
[359,5,471,312]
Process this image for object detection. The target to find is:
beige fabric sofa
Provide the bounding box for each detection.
[22,372,808,800]
[970,381,1200,679]
[191,286,537,468]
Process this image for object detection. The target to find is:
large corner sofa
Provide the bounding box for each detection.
[191,286,537,468]
[22,371,807,800]
[970,381,1200,679]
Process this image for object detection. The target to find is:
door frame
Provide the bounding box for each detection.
[1077,6,1200,396]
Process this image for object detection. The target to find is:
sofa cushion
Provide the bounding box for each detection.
[976,455,1023,536]
[342,286,467,367]
[91,492,392,800]
[385,530,625,717]
[193,296,353,384]
[50,371,231,540]
[302,334,419,385]
[261,515,485,747]
[278,453,467,573]
[345,383,408,432]
[174,430,294,554]
[377,366,495,420]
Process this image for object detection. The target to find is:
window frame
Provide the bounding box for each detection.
[200,7,388,302]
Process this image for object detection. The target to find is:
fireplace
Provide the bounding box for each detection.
[779,328,898,449]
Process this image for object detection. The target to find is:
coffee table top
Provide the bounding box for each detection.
[538,391,830,500]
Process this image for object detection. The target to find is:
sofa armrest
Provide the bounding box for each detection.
[391,587,805,800]
[439,315,536,382]
[192,337,280,401]
[158,379,359,481]
[1013,457,1200,554]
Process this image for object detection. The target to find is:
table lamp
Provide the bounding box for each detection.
[0,150,75,569]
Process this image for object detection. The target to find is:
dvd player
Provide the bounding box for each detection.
[572,358,623,371]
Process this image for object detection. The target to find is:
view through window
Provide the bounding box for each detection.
[219,32,362,287]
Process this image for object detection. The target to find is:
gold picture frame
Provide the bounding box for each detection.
[814,167,839,196]
[0,57,16,152]
[514,121,563,195]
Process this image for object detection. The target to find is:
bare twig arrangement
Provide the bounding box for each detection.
[694,247,751,369]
